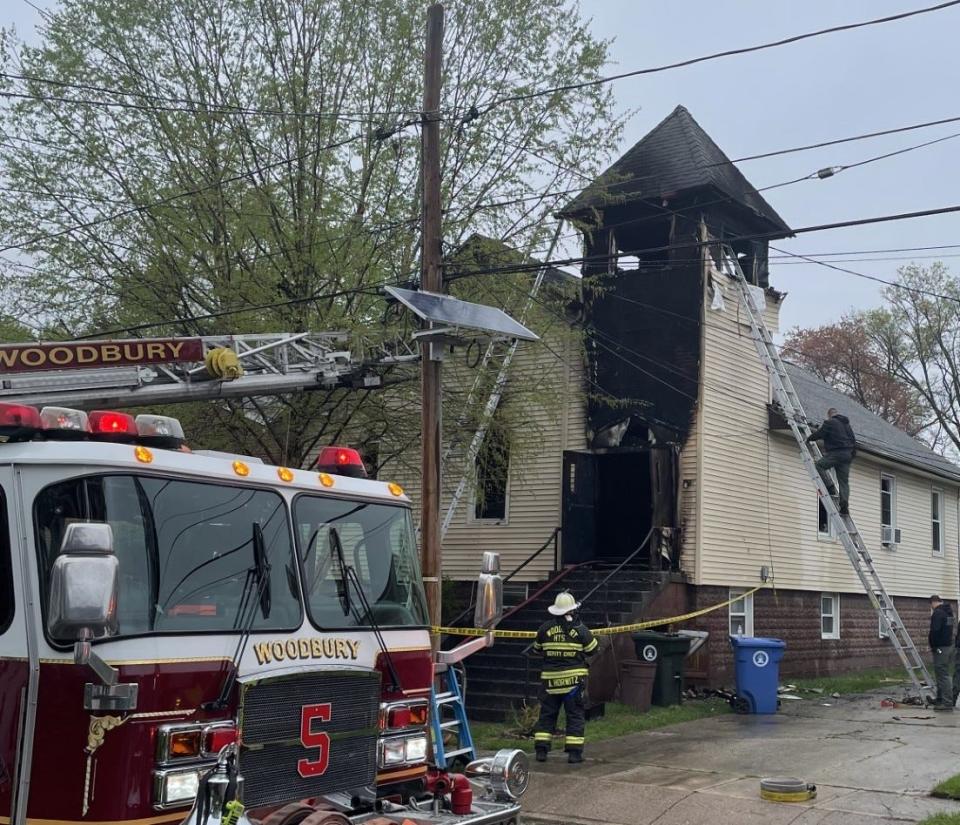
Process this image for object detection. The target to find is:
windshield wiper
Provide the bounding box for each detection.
[206,523,271,710]
[327,528,402,693]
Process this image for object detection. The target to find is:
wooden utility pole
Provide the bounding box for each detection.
[420,2,444,633]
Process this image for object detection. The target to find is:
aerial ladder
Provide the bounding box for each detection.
[721,246,935,702]
[0,331,418,409]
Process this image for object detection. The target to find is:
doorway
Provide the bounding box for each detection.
[561,449,661,566]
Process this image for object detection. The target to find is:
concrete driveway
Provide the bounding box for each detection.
[520,691,960,824]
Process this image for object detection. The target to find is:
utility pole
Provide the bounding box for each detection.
[420,2,444,635]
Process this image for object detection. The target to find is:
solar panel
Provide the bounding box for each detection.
[384,287,539,342]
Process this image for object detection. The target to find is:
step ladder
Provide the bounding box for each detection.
[430,665,476,769]
[720,246,935,702]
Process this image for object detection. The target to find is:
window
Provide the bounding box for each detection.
[932,489,945,556]
[820,593,840,640]
[35,475,302,639]
[295,495,427,629]
[0,487,11,635]
[473,422,510,522]
[729,588,754,636]
[818,500,835,540]
[881,473,897,542]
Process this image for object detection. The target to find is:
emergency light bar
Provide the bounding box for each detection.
[0,402,186,448]
[314,445,367,478]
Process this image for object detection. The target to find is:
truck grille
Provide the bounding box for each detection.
[239,668,380,808]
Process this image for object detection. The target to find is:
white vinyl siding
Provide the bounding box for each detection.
[729,588,754,637]
[385,331,587,581]
[694,258,960,600]
[820,593,840,639]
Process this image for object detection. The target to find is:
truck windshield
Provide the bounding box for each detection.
[35,474,301,638]
[295,495,428,629]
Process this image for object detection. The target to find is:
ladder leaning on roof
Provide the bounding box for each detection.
[720,245,935,703]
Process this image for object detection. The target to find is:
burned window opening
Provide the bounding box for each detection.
[474,418,510,522]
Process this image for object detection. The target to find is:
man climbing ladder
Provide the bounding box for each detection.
[807,407,857,515]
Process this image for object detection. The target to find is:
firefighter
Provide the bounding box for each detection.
[531,591,598,764]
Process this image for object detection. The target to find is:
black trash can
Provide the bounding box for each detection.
[632,631,691,706]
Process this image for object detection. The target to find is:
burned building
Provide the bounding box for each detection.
[389,106,960,715]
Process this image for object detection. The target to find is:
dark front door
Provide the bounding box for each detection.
[561,451,596,565]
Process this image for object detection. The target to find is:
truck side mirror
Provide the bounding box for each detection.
[473,551,503,629]
[47,523,119,641]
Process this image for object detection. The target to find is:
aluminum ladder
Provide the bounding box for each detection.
[720,246,935,702]
[430,664,476,768]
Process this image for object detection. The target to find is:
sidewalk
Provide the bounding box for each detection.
[519,690,960,824]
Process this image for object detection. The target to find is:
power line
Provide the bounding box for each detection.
[446,204,960,280]
[769,244,960,303]
[479,1,960,111]
[0,71,420,122]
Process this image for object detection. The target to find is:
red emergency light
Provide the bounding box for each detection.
[314,446,367,478]
[88,410,138,442]
[0,403,42,440]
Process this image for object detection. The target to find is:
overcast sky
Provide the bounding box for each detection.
[5,0,960,333]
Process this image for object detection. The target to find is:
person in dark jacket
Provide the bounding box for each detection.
[806,407,857,515]
[929,595,955,710]
[531,591,598,764]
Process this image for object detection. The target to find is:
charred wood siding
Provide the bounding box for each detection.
[583,261,701,442]
[689,585,934,684]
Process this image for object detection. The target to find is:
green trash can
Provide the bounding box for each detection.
[632,631,691,706]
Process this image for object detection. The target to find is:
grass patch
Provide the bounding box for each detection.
[919,815,960,825]
[785,668,906,697]
[470,699,730,754]
[932,773,960,800]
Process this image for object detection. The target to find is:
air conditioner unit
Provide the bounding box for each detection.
[881,526,902,546]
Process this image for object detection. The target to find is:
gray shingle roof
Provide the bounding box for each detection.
[558,105,791,235]
[786,362,960,483]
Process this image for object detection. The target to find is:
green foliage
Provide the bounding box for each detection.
[786,668,906,696]
[0,0,622,464]
[919,814,960,824]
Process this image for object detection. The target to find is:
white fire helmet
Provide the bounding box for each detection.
[548,591,580,616]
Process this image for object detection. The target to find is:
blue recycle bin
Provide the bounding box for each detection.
[730,636,786,714]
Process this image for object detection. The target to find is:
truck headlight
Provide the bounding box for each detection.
[378,734,428,768]
[153,767,202,808]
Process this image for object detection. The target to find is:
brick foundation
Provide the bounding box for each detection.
[687,585,933,686]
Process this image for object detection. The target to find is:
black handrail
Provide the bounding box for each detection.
[442,526,561,631]
[578,526,655,607]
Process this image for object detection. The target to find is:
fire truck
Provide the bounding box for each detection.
[0,334,527,825]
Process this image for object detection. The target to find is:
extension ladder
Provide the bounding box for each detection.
[721,247,934,702]
[430,664,476,768]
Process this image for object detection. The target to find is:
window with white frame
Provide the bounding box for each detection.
[932,488,945,556]
[880,473,897,542]
[820,593,840,640]
[729,589,754,637]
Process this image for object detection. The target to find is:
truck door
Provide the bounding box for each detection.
[0,474,28,825]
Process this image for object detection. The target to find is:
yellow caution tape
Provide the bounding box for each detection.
[431,584,766,638]
[760,788,817,803]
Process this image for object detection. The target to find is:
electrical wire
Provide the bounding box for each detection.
[478,1,960,111]
[0,71,421,121]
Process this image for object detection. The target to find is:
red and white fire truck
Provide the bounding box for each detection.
[0,335,527,825]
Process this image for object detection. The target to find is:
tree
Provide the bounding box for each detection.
[782,314,927,436]
[0,0,620,466]
[863,262,960,455]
